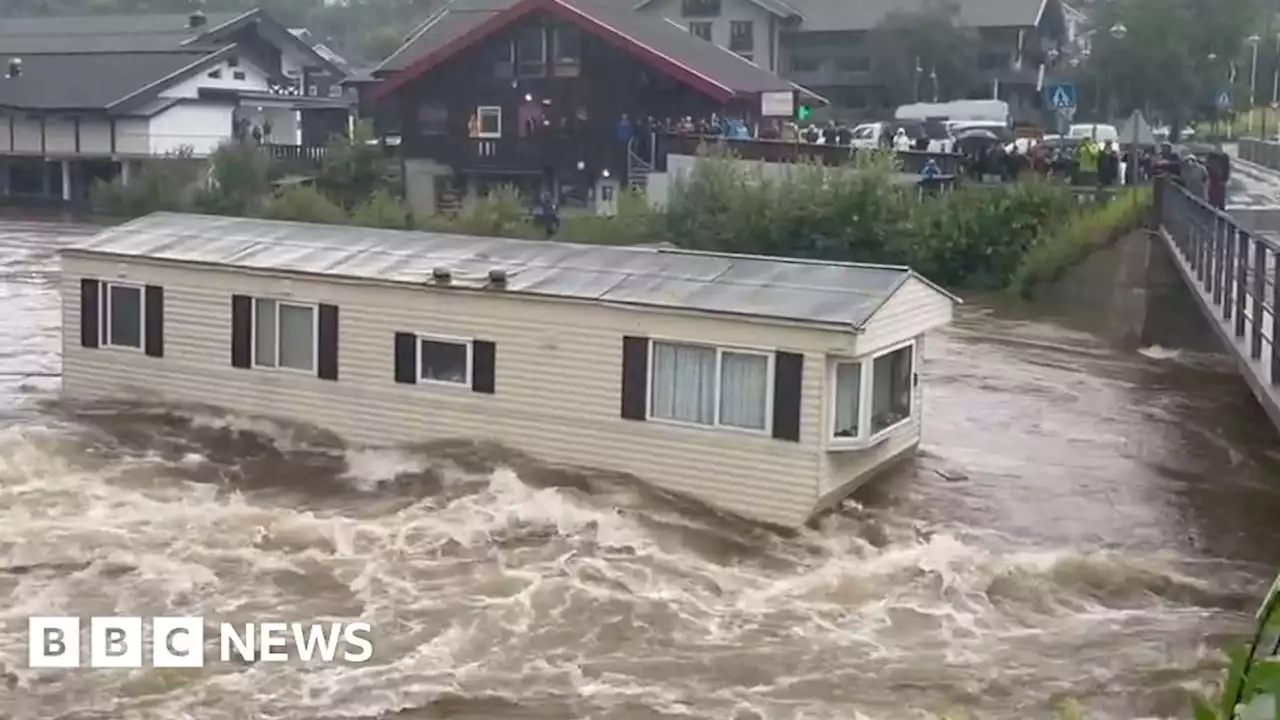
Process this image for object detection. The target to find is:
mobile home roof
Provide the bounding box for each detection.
[64,212,952,329]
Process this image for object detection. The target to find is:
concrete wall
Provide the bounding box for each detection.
[1027,230,1223,354]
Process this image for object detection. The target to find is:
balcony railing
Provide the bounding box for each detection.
[261,143,327,166]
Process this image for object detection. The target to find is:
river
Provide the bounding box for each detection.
[0,219,1278,720]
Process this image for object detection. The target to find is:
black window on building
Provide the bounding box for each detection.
[729,21,753,52]
[688,21,712,41]
[681,0,720,17]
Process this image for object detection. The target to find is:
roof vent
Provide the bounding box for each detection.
[5,58,20,79]
[188,10,207,28]
[431,266,452,283]
[487,268,508,287]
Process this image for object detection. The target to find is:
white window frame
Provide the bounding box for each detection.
[251,297,319,375]
[100,281,146,352]
[416,333,473,388]
[645,339,774,436]
[476,106,502,139]
[827,339,916,450]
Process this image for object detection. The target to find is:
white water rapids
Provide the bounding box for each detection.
[0,219,1277,720]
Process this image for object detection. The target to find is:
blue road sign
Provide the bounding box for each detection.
[1215,90,1232,110]
[1045,83,1077,110]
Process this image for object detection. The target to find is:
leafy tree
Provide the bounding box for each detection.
[867,2,980,108]
[1078,0,1261,131]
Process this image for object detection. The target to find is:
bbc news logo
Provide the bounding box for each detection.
[27,617,374,668]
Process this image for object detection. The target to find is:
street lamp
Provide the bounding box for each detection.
[1109,23,1127,40]
[1249,34,1261,133]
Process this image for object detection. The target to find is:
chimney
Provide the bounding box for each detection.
[188,10,207,28]
[5,58,20,79]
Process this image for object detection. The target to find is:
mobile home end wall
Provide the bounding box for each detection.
[60,253,858,527]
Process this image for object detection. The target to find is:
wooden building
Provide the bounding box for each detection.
[368,0,822,215]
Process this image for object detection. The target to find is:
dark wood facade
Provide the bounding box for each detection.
[386,11,758,182]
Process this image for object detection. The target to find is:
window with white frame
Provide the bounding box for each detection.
[419,336,471,385]
[252,298,316,372]
[101,282,143,350]
[831,360,862,438]
[871,345,913,434]
[650,341,770,431]
[829,342,915,443]
[476,106,502,138]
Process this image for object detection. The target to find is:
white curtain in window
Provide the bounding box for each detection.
[651,342,715,424]
[254,299,277,367]
[277,304,314,371]
[833,362,861,437]
[719,352,768,429]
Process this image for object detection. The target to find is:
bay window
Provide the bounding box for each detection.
[829,341,915,446]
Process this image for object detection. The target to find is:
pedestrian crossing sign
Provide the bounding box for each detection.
[1045,83,1077,111]
[1215,90,1231,110]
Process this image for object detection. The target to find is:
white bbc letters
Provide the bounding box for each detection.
[28,617,81,668]
[152,617,205,668]
[90,617,143,668]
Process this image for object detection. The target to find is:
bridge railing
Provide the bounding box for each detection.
[1158,177,1280,383]
[1239,137,1280,171]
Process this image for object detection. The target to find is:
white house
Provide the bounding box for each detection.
[0,9,353,204]
[59,213,957,528]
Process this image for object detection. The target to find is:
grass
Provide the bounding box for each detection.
[1006,185,1154,298]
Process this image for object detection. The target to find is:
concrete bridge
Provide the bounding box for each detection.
[1155,146,1280,430]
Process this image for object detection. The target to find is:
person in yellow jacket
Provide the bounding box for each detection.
[1074,138,1098,185]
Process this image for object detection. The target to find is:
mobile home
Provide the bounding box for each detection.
[60,213,957,528]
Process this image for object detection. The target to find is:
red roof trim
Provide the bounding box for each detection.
[368,0,735,103]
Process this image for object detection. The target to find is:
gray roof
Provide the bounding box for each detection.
[64,212,950,329]
[633,0,803,20]
[378,2,504,73]
[377,0,802,97]
[0,52,215,111]
[0,12,245,54]
[787,0,1049,31]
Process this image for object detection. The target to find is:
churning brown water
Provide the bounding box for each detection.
[0,218,1278,720]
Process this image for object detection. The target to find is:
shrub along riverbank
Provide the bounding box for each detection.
[90,133,1150,294]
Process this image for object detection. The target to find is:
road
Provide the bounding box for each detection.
[1222,143,1280,233]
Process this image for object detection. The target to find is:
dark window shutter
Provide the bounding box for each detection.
[231,294,252,369]
[772,351,803,442]
[144,285,164,358]
[317,303,339,381]
[393,332,417,384]
[621,335,649,420]
[472,340,496,394]
[80,278,100,348]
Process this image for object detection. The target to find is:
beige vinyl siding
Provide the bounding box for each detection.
[854,277,955,354]
[61,254,843,527]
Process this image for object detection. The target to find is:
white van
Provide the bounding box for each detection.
[1067,124,1120,143]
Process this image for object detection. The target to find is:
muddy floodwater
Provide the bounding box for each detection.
[0,218,1278,720]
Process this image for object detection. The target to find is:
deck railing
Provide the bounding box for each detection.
[1158,176,1280,383]
[261,143,327,166]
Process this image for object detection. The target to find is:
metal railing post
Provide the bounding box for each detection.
[1238,230,1250,338]
[1272,246,1280,385]
[1224,224,1237,322]
[1253,241,1266,359]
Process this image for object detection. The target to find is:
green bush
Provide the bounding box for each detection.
[1007,186,1154,297]
[317,119,398,210]
[351,189,412,229]
[444,184,533,237]
[89,158,201,218]
[192,141,272,217]
[262,184,349,225]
